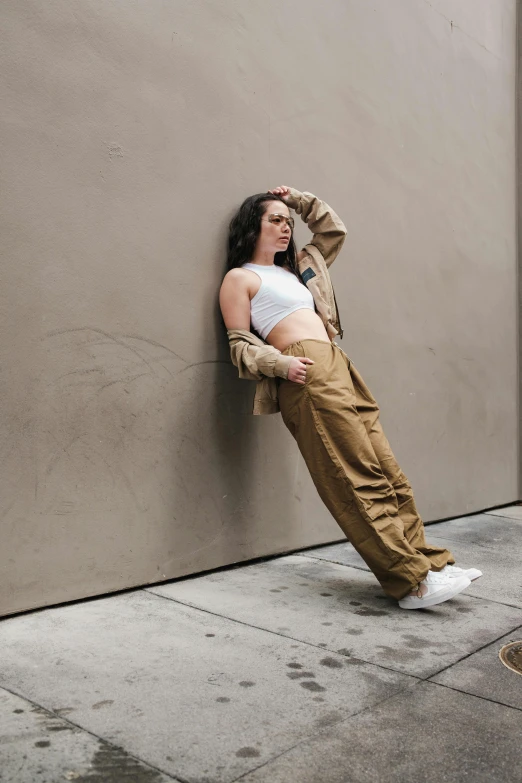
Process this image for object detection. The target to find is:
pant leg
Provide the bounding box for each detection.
[278,340,432,600]
[347,359,455,571]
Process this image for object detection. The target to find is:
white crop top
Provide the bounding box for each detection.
[242,262,315,340]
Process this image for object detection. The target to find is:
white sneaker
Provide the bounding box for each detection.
[398,570,471,610]
[440,564,483,582]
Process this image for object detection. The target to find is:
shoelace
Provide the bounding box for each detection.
[424,571,449,584]
[409,570,450,598]
[443,564,464,574]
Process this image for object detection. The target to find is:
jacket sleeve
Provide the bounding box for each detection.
[286,189,347,268]
[227,330,293,381]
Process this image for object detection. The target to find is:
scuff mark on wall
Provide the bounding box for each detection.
[107,144,124,159]
[421,0,502,59]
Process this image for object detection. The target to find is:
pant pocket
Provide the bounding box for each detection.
[349,362,377,404]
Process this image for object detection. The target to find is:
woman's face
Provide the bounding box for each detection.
[257,201,293,255]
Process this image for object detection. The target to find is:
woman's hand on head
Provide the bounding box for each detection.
[287,356,314,385]
[268,186,292,202]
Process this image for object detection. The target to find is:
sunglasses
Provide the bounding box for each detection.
[262,213,295,231]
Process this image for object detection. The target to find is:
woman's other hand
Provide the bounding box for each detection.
[287,356,314,385]
[268,186,292,202]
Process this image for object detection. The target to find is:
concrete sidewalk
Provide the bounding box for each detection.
[1,507,521,783]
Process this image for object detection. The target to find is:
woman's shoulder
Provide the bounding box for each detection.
[221,266,257,293]
[223,266,253,282]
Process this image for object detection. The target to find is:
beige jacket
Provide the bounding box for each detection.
[227,189,347,415]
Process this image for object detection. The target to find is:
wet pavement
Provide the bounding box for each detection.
[1,507,521,783]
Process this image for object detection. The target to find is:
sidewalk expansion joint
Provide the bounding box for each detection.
[142,588,425,681]
[0,681,187,783]
[428,534,506,552]
[484,512,522,522]
[294,553,371,574]
[228,736,310,783]
[228,680,424,783]
[425,622,522,682]
[460,594,522,611]
[428,679,522,713]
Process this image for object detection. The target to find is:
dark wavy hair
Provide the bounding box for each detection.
[227,193,302,280]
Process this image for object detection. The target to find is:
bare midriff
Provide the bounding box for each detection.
[265,308,331,353]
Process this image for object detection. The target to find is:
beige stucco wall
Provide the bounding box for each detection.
[0,0,517,616]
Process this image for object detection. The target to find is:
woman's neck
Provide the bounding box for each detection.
[250,248,276,266]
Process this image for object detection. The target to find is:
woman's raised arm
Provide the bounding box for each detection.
[269,186,347,268]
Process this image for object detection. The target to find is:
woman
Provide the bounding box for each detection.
[219,185,482,609]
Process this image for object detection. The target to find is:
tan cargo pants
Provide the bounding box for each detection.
[278,339,454,600]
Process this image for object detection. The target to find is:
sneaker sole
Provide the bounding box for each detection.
[398,576,471,609]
